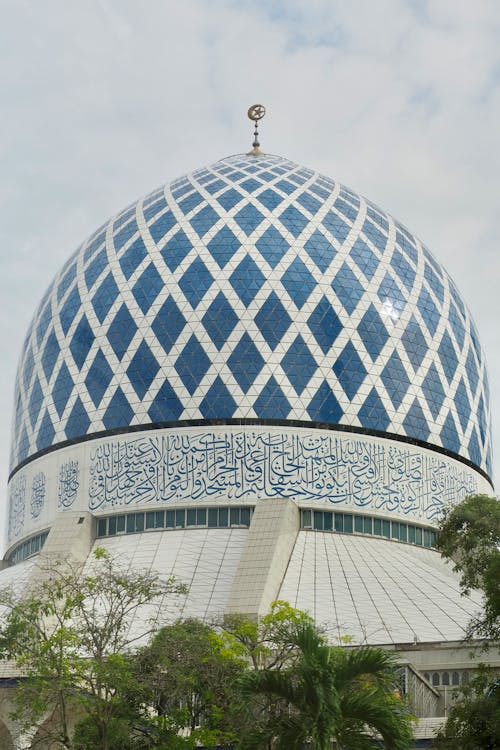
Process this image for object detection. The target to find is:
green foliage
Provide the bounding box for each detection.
[436,494,500,640]
[237,619,414,750]
[0,549,186,750]
[432,667,500,749]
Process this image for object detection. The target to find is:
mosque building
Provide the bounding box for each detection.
[0,106,497,745]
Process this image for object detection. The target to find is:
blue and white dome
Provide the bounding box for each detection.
[10,154,492,479]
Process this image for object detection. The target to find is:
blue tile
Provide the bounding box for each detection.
[256,226,290,268]
[65,396,91,440]
[424,262,444,303]
[227,333,265,393]
[297,191,322,215]
[477,393,487,444]
[127,340,160,399]
[148,380,183,422]
[144,196,167,222]
[204,179,226,195]
[202,292,239,350]
[241,178,262,193]
[281,335,317,395]
[149,211,176,244]
[114,204,135,230]
[59,286,81,336]
[217,188,244,211]
[358,387,390,432]
[417,287,440,337]
[86,248,108,288]
[403,398,430,442]
[70,314,95,369]
[257,188,284,212]
[92,273,119,323]
[275,179,297,195]
[85,349,113,407]
[440,411,460,455]
[114,220,137,252]
[152,296,186,354]
[230,255,266,307]
[395,229,418,266]
[57,262,77,303]
[199,377,237,419]
[401,315,428,371]
[367,206,389,233]
[422,362,445,420]
[333,341,367,400]
[253,376,291,419]
[391,248,415,292]
[468,428,481,468]
[119,237,147,280]
[304,230,335,273]
[350,238,379,281]
[279,205,308,238]
[189,205,220,238]
[448,302,465,350]
[254,292,293,350]
[179,258,214,308]
[323,211,351,245]
[36,300,53,345]
[28,377,43,429]
[357,304,389,362]
[103,387,133,430]
[160,229,193,272]
[22,345,35,390]
[281,257,316,309]
[454,377,471,433]
[132,263,164,314]
[175,335,211,395]
[362,218,386,252]
[107,305,137,361]
[207,226,241,268]
[41,330,60,381]
[334,198,358,222]
[332,262,364,315]
[438,329,458,384]
[307,381,342,423]
[381,350,410,409]
[52,362,74,418]
[465,347,479,398]
[83,230,105,264]
[234,203,265,236]
[377,272,406,313]
[178,190,204,214]
[37,410,55,451]
[307,296,342,354]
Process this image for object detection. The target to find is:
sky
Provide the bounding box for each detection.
[1,0,499,528]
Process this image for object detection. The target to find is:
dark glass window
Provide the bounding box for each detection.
[187,509,197,526]
[116,516,125,533]
[146,512,155,529]
[197,508,207,525]
[335,514,344,532]
[324,512,333,531]
[442,672,450,686]
[175,510,185,528]
[408,526,416,543]
[230,508,240,525]
[97,519,107,537]
[399,524,408,542]
[208,508,218,527]
[354,515,363,533]
[240,507,251,526]
[219,508,228,527]
[432,673,440,686]
[126,515,135,533]
[303,510,312,527]
[373,518,382,536]
[314,511,323,530]
[155,510,165,528]
[344,514,353,533]
[166,510,175,528]
[363,516,372,534]
[382,520,390,538]
[415,527,423,545]
[391,522,399,539]
[108,517,117,535]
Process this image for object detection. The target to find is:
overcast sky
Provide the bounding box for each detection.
[1,0,499,533]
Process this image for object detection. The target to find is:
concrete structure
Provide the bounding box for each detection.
[1,145,497,746]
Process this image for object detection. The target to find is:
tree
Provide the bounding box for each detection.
[131,618,247,748]
[435,494,500,640]
[237,619,414,750]
[0,548,186,750]
[432,667,500,749]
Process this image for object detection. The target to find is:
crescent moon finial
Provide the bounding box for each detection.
[247,104,266,156]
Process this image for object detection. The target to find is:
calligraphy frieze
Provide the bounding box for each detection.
[8,473,26,541]
[58,460,79,508]
[88,431,479,520]
[31,471,46,519]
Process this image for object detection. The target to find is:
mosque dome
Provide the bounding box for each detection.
[10,153,491,479]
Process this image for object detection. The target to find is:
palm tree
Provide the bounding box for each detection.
[238,621,413,750]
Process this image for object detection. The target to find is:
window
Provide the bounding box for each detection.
[314,511,323,530]
[452,672,460,686]
[432,673,440,686]
[324,512,333,531]
[441,672,450,686]
[354,515,363,533]
[344,514,353,533]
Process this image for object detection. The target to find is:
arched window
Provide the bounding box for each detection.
[441,672,450,686]
[423,673,430,683]
[432,672,440,686]
[452,672,460,686]
[462,671,470,685]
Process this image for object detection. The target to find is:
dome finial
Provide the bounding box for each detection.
[247,104,266,156]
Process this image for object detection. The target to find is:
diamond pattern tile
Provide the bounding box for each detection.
[11,154,491,476]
